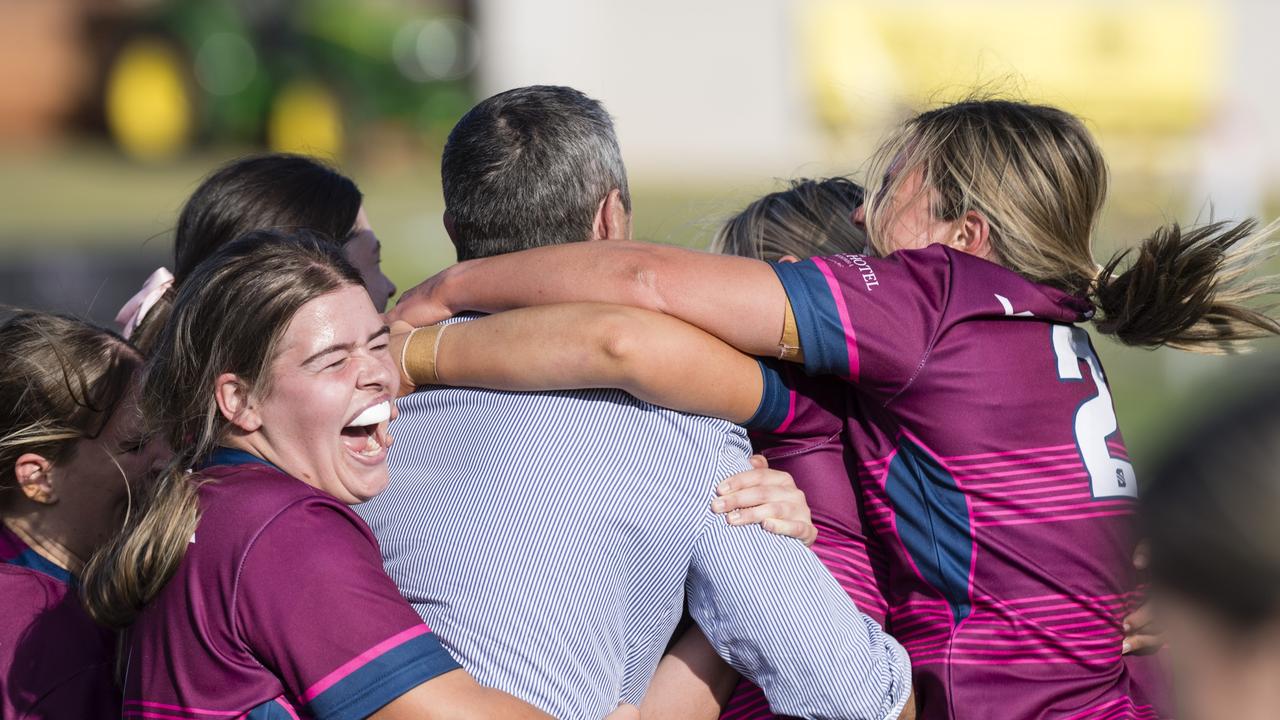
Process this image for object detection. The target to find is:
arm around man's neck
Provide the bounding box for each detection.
[390,240,790,360]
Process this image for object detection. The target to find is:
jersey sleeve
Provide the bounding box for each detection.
[235,497,461,720]
[744,367,892,625]
[772,246,953,401]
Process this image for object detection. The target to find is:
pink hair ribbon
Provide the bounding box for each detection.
[115,267,175,340]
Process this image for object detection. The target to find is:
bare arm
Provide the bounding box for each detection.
[373,668,553,719]
[388,241,789,359]
[642,626,739,720]
[393,303,765,424]
[376,669,638,720]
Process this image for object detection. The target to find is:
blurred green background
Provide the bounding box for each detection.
[2,0,1278,470]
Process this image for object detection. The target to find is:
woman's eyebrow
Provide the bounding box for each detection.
[302,326,390,365]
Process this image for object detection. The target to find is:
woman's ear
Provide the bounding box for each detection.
[14,453,57,504]
[952,210,993,260]
[214,373,262,433]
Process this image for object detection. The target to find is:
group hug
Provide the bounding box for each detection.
[4,85,1280,720]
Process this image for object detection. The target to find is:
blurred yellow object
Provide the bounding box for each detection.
[105,39,192,162]
[802,0,1224,134]
[268,82,344,159]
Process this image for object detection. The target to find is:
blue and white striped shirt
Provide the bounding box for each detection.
[356,319,911,720]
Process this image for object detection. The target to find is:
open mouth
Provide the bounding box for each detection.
[340,399,393,459]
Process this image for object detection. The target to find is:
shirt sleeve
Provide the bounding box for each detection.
[687,434,911,720]
[772,246,953,402]
[235,497,461,720]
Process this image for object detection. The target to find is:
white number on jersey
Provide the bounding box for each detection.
[1052,325,1136,499]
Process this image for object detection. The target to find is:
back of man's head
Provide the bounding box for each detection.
[441,85,631,261]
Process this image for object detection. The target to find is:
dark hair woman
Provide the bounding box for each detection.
[117,153,397,353]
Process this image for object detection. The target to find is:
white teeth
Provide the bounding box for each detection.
[347,401,390,428]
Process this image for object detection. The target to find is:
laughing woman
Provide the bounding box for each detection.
[80,231,633,720]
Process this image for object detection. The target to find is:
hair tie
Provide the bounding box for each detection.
[115,267,175,340]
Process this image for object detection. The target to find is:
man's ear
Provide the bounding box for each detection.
[14,453,57,504]
[951,210,992,260]
[214,373,262,433]
[592,189,632,241]
[442,212,462,260]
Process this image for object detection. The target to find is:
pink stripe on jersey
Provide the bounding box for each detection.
[938,443,1079,462]
[811,257,860,381]
[775,387,798,434]
[1062,697,1159,720]
[124,700,241,717]
[275,697,302,720]
[302,624,430,702]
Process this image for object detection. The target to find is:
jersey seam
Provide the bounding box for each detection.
[759,429,844,460]
[884,250,955,408]
[230,490,331,671]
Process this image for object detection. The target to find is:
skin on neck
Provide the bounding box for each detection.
[2,500,90,574]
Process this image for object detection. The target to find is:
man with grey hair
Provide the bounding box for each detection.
[358,85,911,720]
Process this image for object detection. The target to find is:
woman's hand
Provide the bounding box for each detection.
[711,455,817,546]
[389,267,458,328]
[1123,542,1164,655]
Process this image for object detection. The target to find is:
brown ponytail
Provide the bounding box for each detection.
[1090,219,1280,353]
[80,229,364,629]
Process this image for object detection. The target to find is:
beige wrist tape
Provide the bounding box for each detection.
[778,299,804,362]
[402,324,447,386]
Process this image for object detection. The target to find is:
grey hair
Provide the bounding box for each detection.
[441,85,631,260]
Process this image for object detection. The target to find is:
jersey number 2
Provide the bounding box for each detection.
[1052,325,1136,499]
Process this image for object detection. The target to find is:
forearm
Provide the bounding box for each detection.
[408,304,765,423]
[375,669,554,719]
[422,241,789,358]
[642,625,738,720]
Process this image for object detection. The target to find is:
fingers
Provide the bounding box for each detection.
[386,281,450,327]
[1122,633,1162,655]
[749,453,769,469]
[762,518,817,546]
[1123,603,1153,634]
[716,466,793,496]
[1132,540,1150,571]
[1122,601,1162,655]
[712,485,805,514]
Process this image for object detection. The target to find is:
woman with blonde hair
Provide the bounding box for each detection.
[386,98,1280,717]
[0,312,166,717]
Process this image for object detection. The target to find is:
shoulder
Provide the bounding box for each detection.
[0,563,69,618]
[195,464,371,557]
[0,566,116,711]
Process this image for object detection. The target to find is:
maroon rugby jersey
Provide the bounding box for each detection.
[745,246,1167,720]
[0,525,118,719]
[722,370,891,720]
[121,449,460,719]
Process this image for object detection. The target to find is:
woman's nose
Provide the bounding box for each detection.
[852,205,867,230]
[359,349,397,392]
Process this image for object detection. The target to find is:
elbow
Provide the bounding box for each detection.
[596,306,651,370]
[616,244,675,314]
